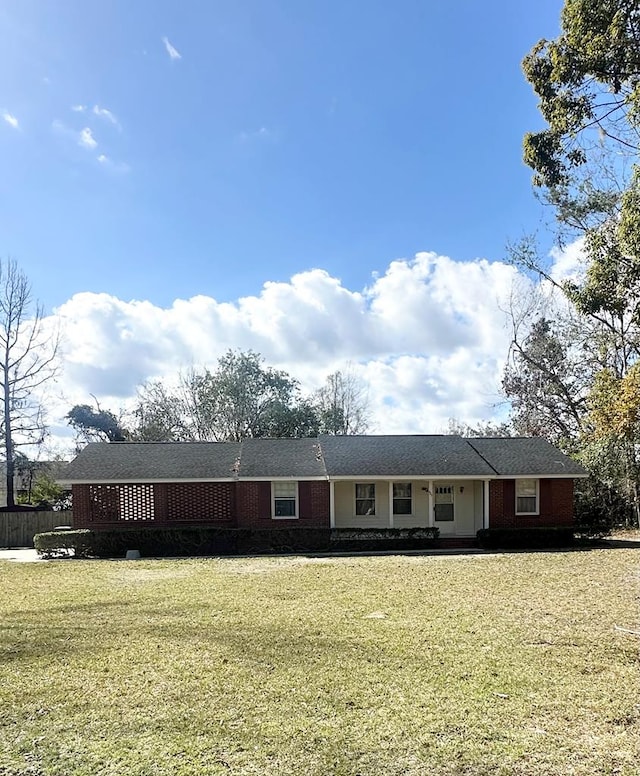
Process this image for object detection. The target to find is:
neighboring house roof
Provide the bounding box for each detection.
[239,438,326,479]
[60,442,241,482]
[59,435,587,484]
[467,437,587,477]
[319,435,497,477]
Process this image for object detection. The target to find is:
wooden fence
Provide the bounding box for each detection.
[0,511,73,548]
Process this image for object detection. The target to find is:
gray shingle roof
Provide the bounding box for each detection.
[59,435,587,483]
[467,437,587,476]
[60,442,241,482]
[318,435,497,477]
[238,438,326,478]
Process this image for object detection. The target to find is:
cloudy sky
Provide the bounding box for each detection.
[0,0,568,453]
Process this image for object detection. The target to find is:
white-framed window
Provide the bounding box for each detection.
[355,483,376,515]
[273,481,298,518]
[393,482,412,515]
[516,479,539,515]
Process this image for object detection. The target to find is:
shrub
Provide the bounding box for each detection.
[476,527,575,550]
[34,526,333,559]
[573,476,630,537]
[331,527,439,552]
[34,529,94,559]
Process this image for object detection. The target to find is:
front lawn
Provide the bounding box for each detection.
[0,549,638,775]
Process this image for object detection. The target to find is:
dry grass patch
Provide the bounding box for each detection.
[0,549,638,775]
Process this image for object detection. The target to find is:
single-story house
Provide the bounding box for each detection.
[59,435,587,537]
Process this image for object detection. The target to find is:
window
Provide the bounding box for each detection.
[273,481,297,518]
[393,483,412,515]
[516,479,538,514]
[355,483,376,515]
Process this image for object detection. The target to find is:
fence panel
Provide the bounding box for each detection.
[0,511,74,548]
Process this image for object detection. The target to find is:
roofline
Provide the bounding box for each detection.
[59,477,237,485]
[59,475,330,485]
[493,473,588,479]
[60,473,588,485]
[328,474,493,481]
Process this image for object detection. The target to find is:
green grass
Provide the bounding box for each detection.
[0,550,638,775]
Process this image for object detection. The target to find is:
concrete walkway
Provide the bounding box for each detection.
[0,548,42,562]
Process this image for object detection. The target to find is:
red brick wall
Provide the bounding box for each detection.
[236,481,330,528]
[489,479,574,528]
[236,482,271,528]
[299,481,330,526]
[72,479,329,530]
[71,482,236,527]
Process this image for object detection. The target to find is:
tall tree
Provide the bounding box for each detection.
[66,400,128,446]
[512,1,640,525]
[132,352,319,441]
[199,350,303,441]
[502,316,589,444]
[313,368,370,435]
[0,259,58,508]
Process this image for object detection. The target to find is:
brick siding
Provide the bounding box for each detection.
[71,482,236,527]
[489,478,574,528]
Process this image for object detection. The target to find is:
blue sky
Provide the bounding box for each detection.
[1,0,562,312]
[0,1,573,445]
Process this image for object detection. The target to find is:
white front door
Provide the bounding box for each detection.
[434,484,455,535]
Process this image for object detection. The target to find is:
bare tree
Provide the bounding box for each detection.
[314,367,370,435]
[0,259,59,508]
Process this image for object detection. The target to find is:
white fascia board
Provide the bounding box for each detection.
[237,476,328,482]
[60,477,237,485]
[494,473,588,479]
[327,474,495,481]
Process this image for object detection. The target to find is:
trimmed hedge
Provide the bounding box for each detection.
[34,526,441,559]
[331,527,439,552]
[476,527,575,550]
[34,526,333,559]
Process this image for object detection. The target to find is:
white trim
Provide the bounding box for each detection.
[329,481,335,528]
[428,480,434,528]
[494,473,587,479]
[388,482,394,528]
[483,479,490,529]
[515,478,539,516]
[272,481,299,520]
[60,478,237,485]
[237,476,328,482]
[329,474,490,481]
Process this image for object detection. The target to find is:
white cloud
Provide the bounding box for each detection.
[162,36,182,60]
[3,112,19,129]
[238,127,273,143]
[550,238,586,284]
[93,105,120,129]
[71,104,86,113]
[78,127,97,149]
[44,252,522,452]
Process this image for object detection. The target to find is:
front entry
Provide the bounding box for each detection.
[434,484,455,535]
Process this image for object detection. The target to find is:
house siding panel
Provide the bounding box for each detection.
[236,481,273,527]
[300,481,330,526]
[490,478,574,528]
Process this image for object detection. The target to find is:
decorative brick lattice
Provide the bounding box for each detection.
[166,483,233,521]
[88,485,120,523]
[119,484,155,521]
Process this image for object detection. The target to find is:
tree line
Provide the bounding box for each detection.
[66,352,370,446]
[504,0,640,528]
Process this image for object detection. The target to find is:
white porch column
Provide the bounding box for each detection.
[428,480,434,527]
[329,480,336,528]
[388,481,394,528]
[483,479,490,529]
